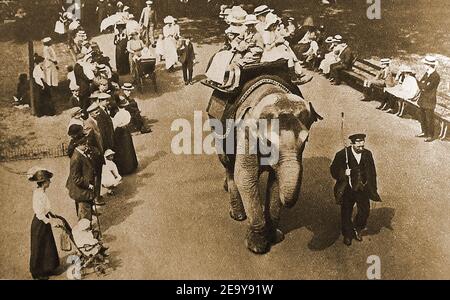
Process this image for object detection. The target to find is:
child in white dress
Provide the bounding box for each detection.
[101,149,122,195]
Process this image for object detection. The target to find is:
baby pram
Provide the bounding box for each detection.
[134,57,157,93]
[54,215,111,279]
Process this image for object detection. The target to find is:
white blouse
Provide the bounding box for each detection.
[32,189,51,224]
[33,65,46,88]
[112,108,131,129]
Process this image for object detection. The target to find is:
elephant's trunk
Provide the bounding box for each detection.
[277,157,303,208]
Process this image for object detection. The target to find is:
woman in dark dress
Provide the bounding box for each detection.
[28,167,62,280]
[114,23,130,75]
[32,55,55,117]
[112,97,138,175]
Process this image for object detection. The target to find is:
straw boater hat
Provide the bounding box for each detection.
[164,16,175,24]
[380,58,391,66]
[333,34,342,43]
[264,12,280,30]
[122,83,135,90]
[225,25,242,35]
[244,14,259,25]
[422,55,437,67]
[325,36,334,43]
[400,65,415,74]
[27,167,53,183]
[146,0,153,5]
[42,37,52,44]
[254,5,273,16]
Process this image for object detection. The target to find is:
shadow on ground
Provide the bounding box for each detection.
[279,156,395,251]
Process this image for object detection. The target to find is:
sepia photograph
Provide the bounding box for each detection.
[0,0,449,283]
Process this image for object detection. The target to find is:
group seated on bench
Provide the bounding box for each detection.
[340,56,449,141]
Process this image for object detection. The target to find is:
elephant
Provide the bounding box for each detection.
[209,74,323,254]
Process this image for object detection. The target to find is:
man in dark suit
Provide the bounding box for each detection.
[329,39,354,85]
[416,56,441,142]
[179,38,196,85]
[139,1,157,46]
[330,134,381,246]
[66,135,96,221]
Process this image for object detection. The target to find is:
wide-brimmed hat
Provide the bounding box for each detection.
[104,149,115,157]
[265,12,280,30]
[244,14,259,25]
[254,5,273,16]
[90,91,111,100]
[42,37,52,44]
[69,107,83,118]
[122,83,135,90]
[146,0,153,5]
[228,6,247,25]
[164,16,175,24]
[27,167,53,183]
[117,1,123,7]
[87,101,100,113]
[123,6,130,11]
[422,55,437,66]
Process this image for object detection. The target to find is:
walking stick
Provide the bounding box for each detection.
[340,112,351,187]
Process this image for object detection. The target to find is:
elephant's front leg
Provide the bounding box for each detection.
[226,168,247,221]
[235,153,270,254]
[265,171,285,245]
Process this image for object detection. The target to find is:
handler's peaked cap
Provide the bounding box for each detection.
[349,133,366,143]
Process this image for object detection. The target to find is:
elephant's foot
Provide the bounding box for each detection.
[245,230,270,254]
[229,210,247,222]
[267,228,285,245]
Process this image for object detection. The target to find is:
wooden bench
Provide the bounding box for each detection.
[435,93,450,140]
[341,58,385,93]
[386,90,449,141]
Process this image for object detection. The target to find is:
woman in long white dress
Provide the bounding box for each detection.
[42,37,59,88]
[162,16,179,71]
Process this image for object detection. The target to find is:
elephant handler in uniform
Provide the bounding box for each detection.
[330,134,381,246]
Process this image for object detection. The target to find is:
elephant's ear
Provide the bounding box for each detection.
[309,102,323,122]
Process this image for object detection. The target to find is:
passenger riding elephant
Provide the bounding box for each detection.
[211,75,323,254]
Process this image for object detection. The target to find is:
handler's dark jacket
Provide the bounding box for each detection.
[66,149,96,203]
[330,147,381,202]
[418,70,440,110]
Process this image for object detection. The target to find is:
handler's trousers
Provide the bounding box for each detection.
[341,188,370,238]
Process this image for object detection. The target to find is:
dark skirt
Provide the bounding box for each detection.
[34,83,55,117]
[116,39,130,75]
[30,215,59,279]
[114,126,138,175]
